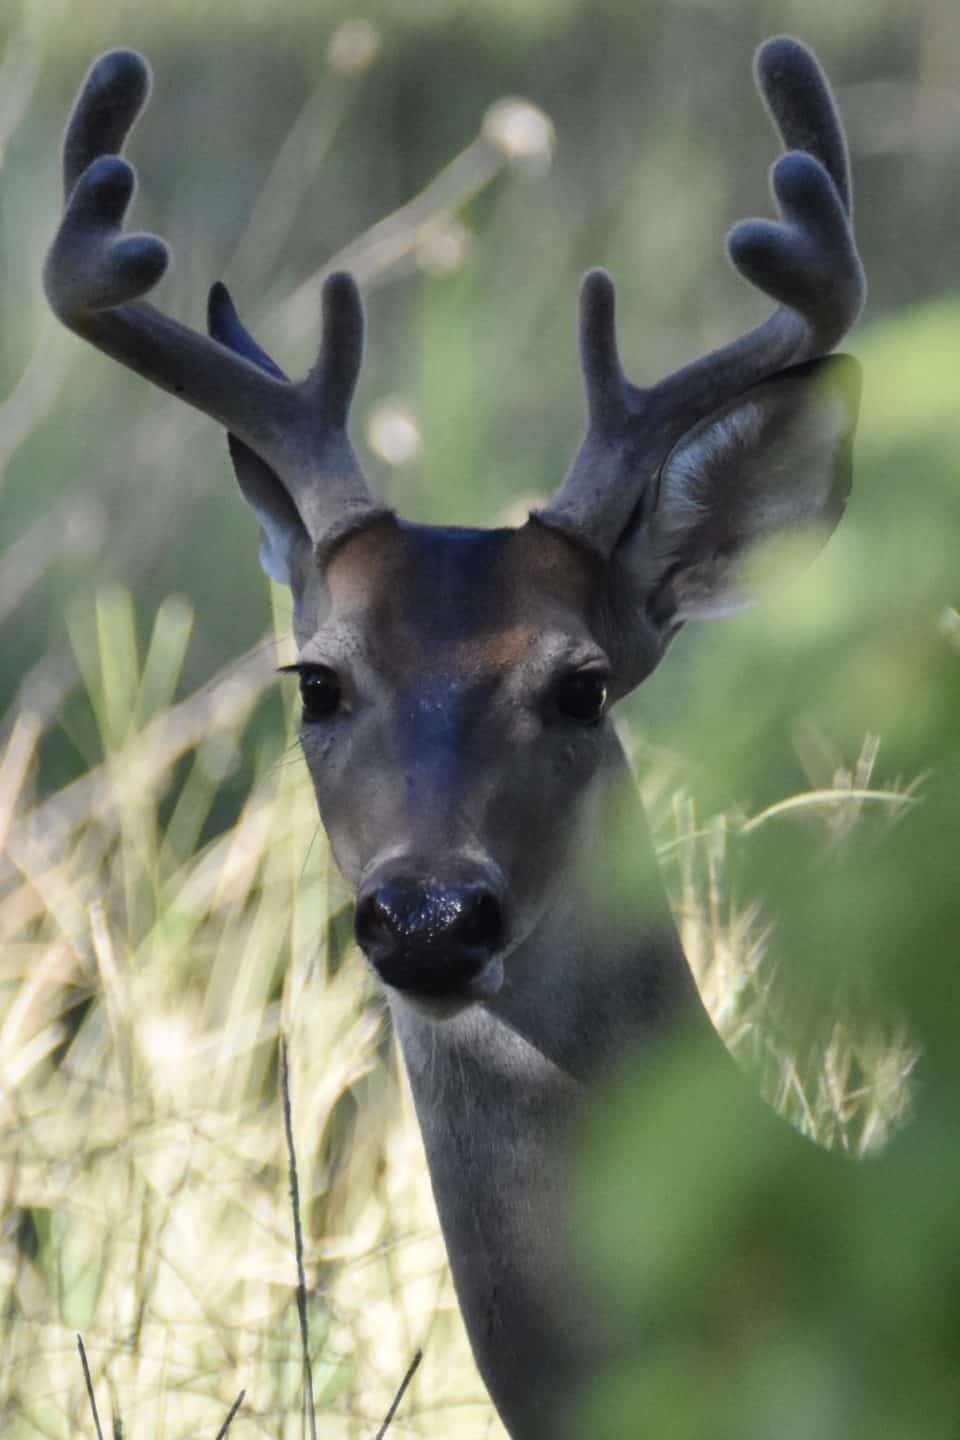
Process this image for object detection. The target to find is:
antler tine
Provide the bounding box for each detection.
[649,35,864,423]
[755,36,851,217]
[538,36,864,555]
[208,276,382,544]
[45,50,380,544]
[62,49,152,203]
[577,269,630,433]
[305,272,366,431]
[723,36,862,351]
[207,280,288,381]
[532,271,645,548]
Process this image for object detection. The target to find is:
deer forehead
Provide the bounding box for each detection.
[313,517,600,680]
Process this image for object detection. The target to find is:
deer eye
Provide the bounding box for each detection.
[298,665,342,721]
[552,670,609,725]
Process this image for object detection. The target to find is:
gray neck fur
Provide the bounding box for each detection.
[389,733,731,1437]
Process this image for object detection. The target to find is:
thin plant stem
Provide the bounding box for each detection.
[213,1389,245,1440]
[76,1335,104,1440]
[375,1350,423,1439]
[281,1033,317,1440]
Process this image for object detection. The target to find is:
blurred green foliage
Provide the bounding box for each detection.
[579,1037,960,1439]
[576,302,960,1437]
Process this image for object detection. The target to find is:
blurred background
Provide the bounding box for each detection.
[1,0,958,1436]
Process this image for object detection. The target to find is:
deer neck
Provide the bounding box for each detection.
[387,730,723,1437]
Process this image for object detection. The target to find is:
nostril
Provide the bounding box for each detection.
[356,879,444,958]
[455,890,502,951]
[355,887,404,951]
[354,875,505,998]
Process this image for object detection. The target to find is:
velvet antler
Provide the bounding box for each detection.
[44,49,383,546]
[539,36,865,554]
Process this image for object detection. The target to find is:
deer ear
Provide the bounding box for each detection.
[227,435,311,588]
[634,355,861,622]
[207,282,312,588]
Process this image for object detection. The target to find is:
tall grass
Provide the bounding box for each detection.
[1,587,490,1436]
[0,580,914,1437]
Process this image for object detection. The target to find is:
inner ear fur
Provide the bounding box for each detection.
[621,354,861,624]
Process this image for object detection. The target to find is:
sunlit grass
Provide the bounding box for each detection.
[1,587,496,1437]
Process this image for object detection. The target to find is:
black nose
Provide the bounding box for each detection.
[355,877,503,997]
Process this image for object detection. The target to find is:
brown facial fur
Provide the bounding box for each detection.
[293,516,621,957]
[320,516,599,681]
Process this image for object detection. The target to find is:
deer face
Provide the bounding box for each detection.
[291,516,643,1008]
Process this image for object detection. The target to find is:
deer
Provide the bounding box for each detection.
[45,36,864,1439]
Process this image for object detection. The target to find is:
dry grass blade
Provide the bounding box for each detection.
[77,1334,105,1440]
[739,786,915,833]
[213,1389,245,1440]
[375,1350,423,1439]
[0,712,40,855]
[280,1032,317,1440]
[8,633,277,856]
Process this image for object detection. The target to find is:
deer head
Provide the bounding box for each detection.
[45,39,863,1015]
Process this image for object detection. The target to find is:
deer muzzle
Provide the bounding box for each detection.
[355,867,506,1002]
